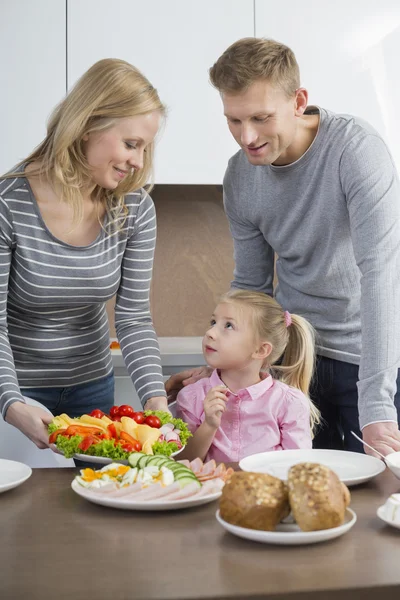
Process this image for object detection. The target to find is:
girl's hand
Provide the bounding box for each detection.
[204,385,228,429]
[5,402,53,449]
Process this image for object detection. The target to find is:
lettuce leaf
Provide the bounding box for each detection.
[51,434,130,460]
[151,440,179,457]
[48,423,58,434]
[143,410,192,445]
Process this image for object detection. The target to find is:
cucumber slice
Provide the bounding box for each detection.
[174,474,201,489]
[167,462,193,474]
[169,466,196,479]
[137,454,153,469]
[128,452,145,467]
[146,456,173,469]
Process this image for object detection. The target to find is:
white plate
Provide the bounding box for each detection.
[62,446,184,466]
[216,508,357,545]
[239,449,385,487]
[377,505,400,530]
[71,479,221,511]
[0,459,32,494]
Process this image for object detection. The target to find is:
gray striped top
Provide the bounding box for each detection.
[0,174,166,418]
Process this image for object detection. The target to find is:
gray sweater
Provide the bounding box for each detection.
[0,174,166,418]
[223,106,400,429]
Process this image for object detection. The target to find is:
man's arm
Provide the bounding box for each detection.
[223,160,275,293]
[341,133,400,454]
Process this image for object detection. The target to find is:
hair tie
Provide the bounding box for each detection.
[284,311,292,328]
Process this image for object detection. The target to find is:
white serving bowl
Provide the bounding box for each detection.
[385,452,400,479]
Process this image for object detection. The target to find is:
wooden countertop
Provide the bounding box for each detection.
[1,466,400,600]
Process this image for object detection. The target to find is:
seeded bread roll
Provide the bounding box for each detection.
[288,462,350,531]
[219,471,290,531]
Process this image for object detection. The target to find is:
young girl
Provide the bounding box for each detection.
[176,289,320,462]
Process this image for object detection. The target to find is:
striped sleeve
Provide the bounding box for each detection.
[0,193,26,417]
[115,191,166,406]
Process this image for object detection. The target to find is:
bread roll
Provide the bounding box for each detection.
[219,471,290,531]
[288,462,350,531]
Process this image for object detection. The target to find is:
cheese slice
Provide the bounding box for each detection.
[120,416,138,437]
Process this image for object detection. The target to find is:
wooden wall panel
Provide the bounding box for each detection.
[106,185,235,337]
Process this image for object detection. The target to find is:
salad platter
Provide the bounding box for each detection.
[48,405,191,463]
[71,454,233,511]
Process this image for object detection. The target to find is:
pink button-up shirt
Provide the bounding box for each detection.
[176,369,312,463]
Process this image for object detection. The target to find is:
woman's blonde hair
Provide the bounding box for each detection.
[209,37,300,98]
[220,289,320,432]
[2,58,165,226]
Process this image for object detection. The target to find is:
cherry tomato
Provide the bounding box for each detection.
[132,411,145,424]
[120,431,142,452]
[109,406,120,419]
[118,405,135,418]
[119,441,135,453]
[144,415,162,429]
[132,440,142,452]
[89,409,106,419]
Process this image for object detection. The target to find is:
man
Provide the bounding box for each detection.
[208,37,400,456]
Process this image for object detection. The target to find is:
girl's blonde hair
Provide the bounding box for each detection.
[209,37,300,98]
[2,58,165,226]
[220,289,320,432]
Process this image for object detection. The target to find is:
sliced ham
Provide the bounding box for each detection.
[106,482,143,497]
[176,459,191,468]
[88,483,118,494]
[194,479,224,497]
[160,481,201,501]
[189,458,203,474]
[122,482,181,501]
[200,459,216,475]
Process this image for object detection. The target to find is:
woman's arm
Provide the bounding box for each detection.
[115,191,167,408]
[0,193,51,446]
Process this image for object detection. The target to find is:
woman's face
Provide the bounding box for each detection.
[83,112,161,190]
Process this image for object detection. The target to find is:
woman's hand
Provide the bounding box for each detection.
[165,366,212,402]
[143,396,170,413]
[203,385,228,429]
[5,402,53,449]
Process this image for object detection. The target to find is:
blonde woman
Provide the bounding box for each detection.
[0,58,175,449]
[176,290,320,462]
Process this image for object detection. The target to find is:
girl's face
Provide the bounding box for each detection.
[202,302,261,370]
[83,112,161,190]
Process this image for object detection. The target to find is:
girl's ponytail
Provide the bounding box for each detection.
[272,313,320,432]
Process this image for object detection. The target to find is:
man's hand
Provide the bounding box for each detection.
[362,421,400,456]
[5,402,53,449]
[164,367,212,402]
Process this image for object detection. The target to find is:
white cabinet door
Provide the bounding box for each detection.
[255,0,400,168]
[67,0,254,184]
[0,0,66,174]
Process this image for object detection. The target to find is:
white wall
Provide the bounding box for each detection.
[0,0,66,174]
[66,0,254,184]
[1,1,400,178]
[256,0,400,168]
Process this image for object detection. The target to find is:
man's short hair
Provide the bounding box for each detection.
[209,38,300,98]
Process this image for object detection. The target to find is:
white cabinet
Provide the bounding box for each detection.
[255,0,400,168]
[67,0,254,184]
[0,0,66,174]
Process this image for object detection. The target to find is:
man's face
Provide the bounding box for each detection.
[222,80,301,166]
